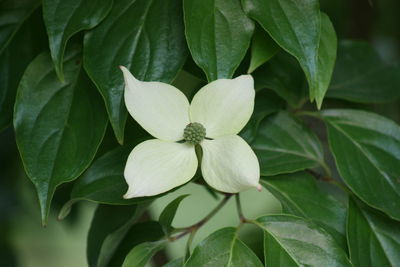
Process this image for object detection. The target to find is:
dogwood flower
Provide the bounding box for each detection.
[120,66,261,198]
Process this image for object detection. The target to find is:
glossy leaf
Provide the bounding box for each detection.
[347,198,400,267]
[184,0,254,81]
[159,194,189,234]
[251,111,325,176]
[122,241,165,267]
[252,51,307,108]
[327,40,400,103]
[185,227,263,266]
[0,0,39,54]
[84,0,188,143]
[14,50,108,224]
[256,215,352,267]
[107,222,164,267]
[321,109,400,220]
[261,172,347,248]
[248,25,279,73]
[240,89,285,143]
[0,9,47,131]
[243,0,336,108]
[43,0,112,80]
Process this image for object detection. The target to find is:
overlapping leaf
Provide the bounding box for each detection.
[251,111,325,176]
[322,109,400,220]
[84,0,188,143]
[43,0,112,80]
[184,0,254,81]
[14,50,108,224]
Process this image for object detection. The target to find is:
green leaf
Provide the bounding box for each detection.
[185,227,263,266]
[0,9,47,131]
[251,111,326,176]
[14,50,108,224]
[347,198,400,267]
[163,258,184,267]
[43,0,112,80]
[184,0,254,81]
[87,204,141,267]
[261,172,347,248]
[122,241,165,267]
[243,0,337,108]
[0,0,40,54]
[159,194,189,234]
[252,51,307,108]
[240,89,285,143]
[107,222,164,267]
[84,0,188,143]
[256,215,352,267]
[247,25,279,73]
[327,40,400,103]
[321,109,400,220]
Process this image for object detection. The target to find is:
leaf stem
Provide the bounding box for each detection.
[235,194,247,223]
[169,194,232,241]
[306,169,351,194]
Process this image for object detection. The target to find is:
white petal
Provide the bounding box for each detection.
[121,66,190,141]
[200,135,260,193]
[190,75,255,138]
[123,139,197,198]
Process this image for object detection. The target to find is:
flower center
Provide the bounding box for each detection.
[183,122,206,145]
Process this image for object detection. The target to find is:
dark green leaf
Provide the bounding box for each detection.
[87,204,139,267]
[0,0,39,54]
[248,25,279,73]
[184,0,254,81]
[185,227,263,266]
[122,241,165,267]
[84,0,188,143]
[43,0,112,80]
[261,172,347,248]
[327,40,400,103]
[107,222,164,267]
[0,9,47,131]
[321,109,400,220]
[240,89,285,143]
[347,198,400,267]
[159,194,189,234]
[256,215,352,267]
[243,0,337,108]
[251,111,326,176]
[14,50,108,224]
[163,258,184,267]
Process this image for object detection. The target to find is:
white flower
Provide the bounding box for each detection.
[120,66,261,198]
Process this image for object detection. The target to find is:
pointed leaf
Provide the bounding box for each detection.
[248,25,279,73]
[261,172,347,248]
[251,111,325,176]
[122,241,166,267]
[185,227,263,266]
[256,215,352,267]
[184,0,254,81]
[14,50,108,224]
[347,198,400,267]
[159,194,189,233]
[43,0,112,80]
[321,109,400,220]
[327,40,400,103]
[84,0,188,143]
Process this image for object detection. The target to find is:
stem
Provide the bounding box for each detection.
[295,110,322,119]
[306,169,351,194]
[184,229,197,261]
[169,194,232,241]
[235,194,247,223]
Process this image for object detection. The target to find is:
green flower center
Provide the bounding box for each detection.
[183,122,206,145]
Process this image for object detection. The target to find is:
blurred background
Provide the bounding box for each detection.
[1,0,400,266]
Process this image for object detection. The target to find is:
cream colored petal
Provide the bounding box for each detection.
[121,66,189,141]
[123,139,197,198]
[200,135,260,193]
[190,75,255,138]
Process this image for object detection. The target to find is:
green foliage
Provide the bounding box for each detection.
[2,0,400,265]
